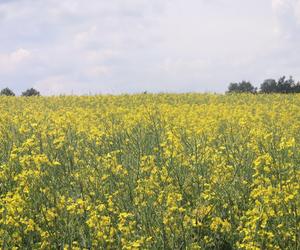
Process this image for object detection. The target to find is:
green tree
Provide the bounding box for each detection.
[0,87,15,96]
[227,81,256,93]
[293,81,300,93]
[260,76,295,93]
[277,76,294,93]
[260,79,277,93]
[21,88,40,97]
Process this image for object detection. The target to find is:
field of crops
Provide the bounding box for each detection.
[0,94,299,249]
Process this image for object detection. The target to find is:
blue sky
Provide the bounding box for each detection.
[0,0,300,95]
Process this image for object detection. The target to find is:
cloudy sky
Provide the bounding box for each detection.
[0,0,300,95]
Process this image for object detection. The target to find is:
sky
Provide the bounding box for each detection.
[0,0,300,95]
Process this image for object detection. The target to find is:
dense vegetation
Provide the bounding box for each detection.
[0,88,40,97]
[0,94,299,249]
[227,76,300,94]
[0,88,15,96]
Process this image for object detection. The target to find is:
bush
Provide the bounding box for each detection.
[227,81,256,93]
[260,76,297,93]
[260,79,277,93]
[21,88,40,97]
[276,76,294,93]
[0,87,15,96]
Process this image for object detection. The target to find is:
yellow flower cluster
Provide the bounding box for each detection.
[0,94,299,249]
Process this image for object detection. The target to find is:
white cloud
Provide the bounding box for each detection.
[84,49,119,63]
[85,65,111,77]
[34,76,68,95]
[10,48,31,63]
[34,75,88,95]
[0,48,31,73]
[268,0,300,81]
[0,0,300,94]
[74,26,98,49]
[272,0,300,38]
[160,58,208,77]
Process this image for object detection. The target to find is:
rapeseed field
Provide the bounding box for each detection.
[0,94,299,249]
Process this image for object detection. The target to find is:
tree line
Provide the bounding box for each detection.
[0,87,40,96]
[2,76,300,96]
[227,76,300,94]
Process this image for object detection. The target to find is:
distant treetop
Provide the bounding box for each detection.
[227,81,257,94]
[21,88,40,97]
[0,87,15,96]
[260,76,298,94]
[227,76,300,94]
